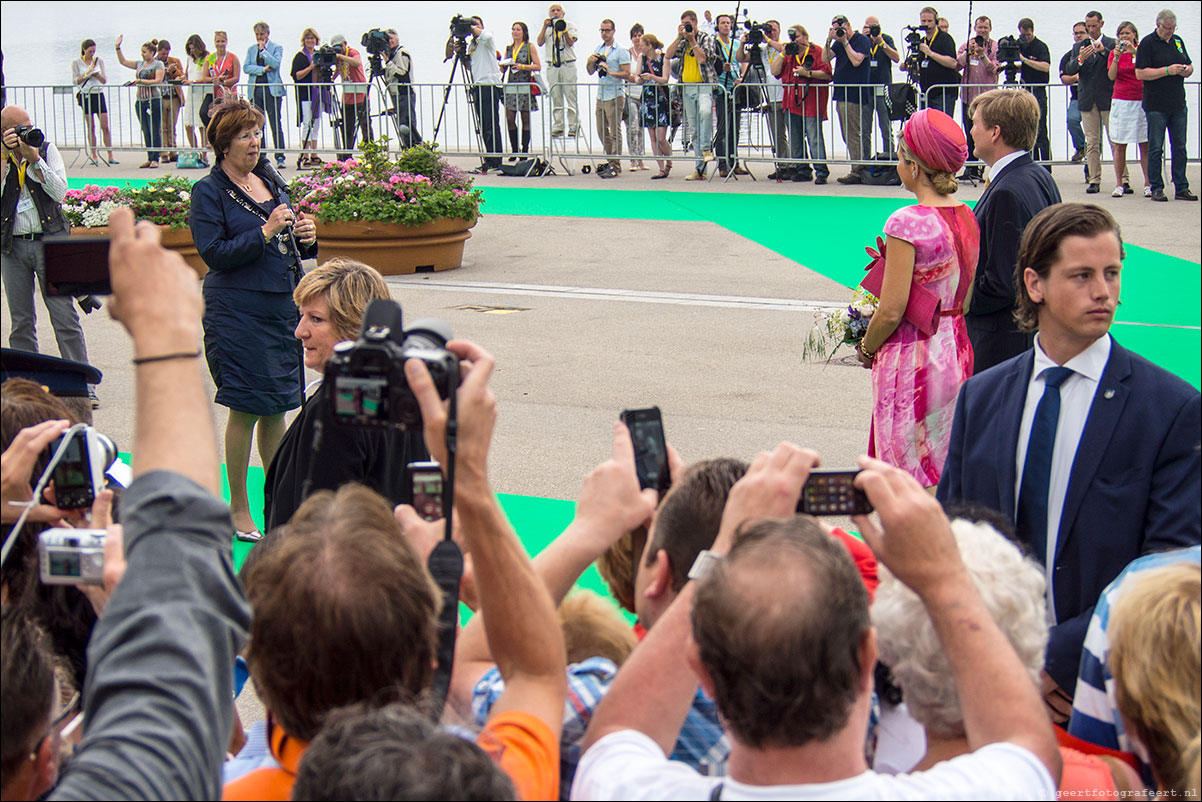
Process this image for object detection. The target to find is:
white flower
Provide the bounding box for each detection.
[179,190,191,200]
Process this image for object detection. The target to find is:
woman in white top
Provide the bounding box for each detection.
[72,39,115,164]
[181,34,213,163]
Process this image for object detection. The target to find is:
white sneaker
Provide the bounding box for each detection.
[1111,186,1124,198]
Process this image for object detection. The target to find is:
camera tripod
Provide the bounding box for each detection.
[433,39,487,169]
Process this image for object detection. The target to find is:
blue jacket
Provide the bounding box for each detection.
[244,40,285,98]
[189,160,315,293]
[937,339,1201,690]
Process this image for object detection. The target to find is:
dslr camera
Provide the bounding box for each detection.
[10,124,46,148]
[39,528,106,586]
[833,16,848,38]
[50,425,117,510]
[784,29,800,56]
[553,18,567,33]
[450,14,474,39]
[683,21,694,34]
[323,299,460,431]
[868,24,881,38]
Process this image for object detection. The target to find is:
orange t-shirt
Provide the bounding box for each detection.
[480,710,559,802]
[223,721,307,801]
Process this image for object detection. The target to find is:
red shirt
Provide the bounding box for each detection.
[781,47,831,119]
[1108,50,1142,101]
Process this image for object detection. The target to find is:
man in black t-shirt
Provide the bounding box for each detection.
[1134,9,1196,202]
[1016,18,1051,167]
[912,6,958,115]
[862,16,899,159]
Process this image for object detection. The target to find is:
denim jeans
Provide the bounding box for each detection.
[1066,98,1085,150]
[1146,106,1190,193]
[135,96,162,161]
[1030,88,1051,164]
[681,84,713,172]
[472,85,503,168]
[787,113,829,179]
[252,85,286,163]
[1,237,89,363]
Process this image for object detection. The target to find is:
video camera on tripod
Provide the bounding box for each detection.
[362,28,390,78]
[902,25,925,71]
[995,35,1023,84]
[313,42,341,83]
[450,14,475,41]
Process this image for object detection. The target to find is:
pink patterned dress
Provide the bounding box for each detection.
[869,204,979,486]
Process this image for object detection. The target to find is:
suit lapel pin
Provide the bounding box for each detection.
[1104,389,1115,399]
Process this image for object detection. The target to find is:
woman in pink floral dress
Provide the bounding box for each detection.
[856,109,979,487]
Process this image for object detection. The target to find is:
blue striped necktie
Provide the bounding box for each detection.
[1017,366,1074,565]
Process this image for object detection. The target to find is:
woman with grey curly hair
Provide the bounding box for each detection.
[872,519,1141,792]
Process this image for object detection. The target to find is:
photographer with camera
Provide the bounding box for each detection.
[262,259,428,531]
[1064,11,1120,195]
[712,14,746,177]
[383,29,422,148]
[904,6,959,117]
[243,22,288,169]
[588,20,632,178]
[447,16,504,174]
[862,17,899,160]
[328,35,371,161]
[781,26,832,184]
[291,29,328,169]
[666,11,717,180]
[824,14,872,185]
[1016,20,1052,168]
[737,20,790,179]
[955,16,1000,181]
[1,107,93,403]
[538,4,580,137]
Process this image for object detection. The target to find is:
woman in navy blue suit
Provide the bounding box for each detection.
[190,97,317,539]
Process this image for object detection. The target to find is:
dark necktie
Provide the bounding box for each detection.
[1017,366,1074,566]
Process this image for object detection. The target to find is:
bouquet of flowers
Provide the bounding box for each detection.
[122,176,193,229]
[290,137,483,227]
[802,288,879,361]
[63,185,128,228]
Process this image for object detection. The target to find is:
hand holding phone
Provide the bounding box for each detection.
[619,407,671,493]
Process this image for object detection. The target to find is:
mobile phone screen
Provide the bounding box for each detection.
[51,434,94,509]
[43,237,112,296]
[797,471,873,516]
[620,407,670,493]
[409,462,444,522]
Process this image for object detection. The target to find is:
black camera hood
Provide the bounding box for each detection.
[360,299,405,345]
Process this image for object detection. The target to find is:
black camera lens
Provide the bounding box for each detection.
[15,125,45,148]
[869,24,881,37]
[554,18,566,32]
[975,35,985,46]
[683,22,693,34]
[785,42,800,56]
[835,28,845,38]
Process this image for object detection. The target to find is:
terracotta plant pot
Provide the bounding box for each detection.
[71,225,207,279]
[314,217,477,275]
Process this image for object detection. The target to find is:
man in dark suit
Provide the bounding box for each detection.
[965,88,1060,371]
[939,203,1201,716]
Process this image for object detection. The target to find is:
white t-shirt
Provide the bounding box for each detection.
[469,31,503,85]
[572,730,1056,801]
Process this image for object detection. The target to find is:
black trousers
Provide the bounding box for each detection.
[1030,87,1051,164]
[471,85,503,169]
[338,98,372,159]
[252,85,286,161]
[714,89,739,171]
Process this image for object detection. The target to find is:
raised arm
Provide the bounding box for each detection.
[406,342,566,737]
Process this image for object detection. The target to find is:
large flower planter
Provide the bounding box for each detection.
[71,225,208,279]
[314,217,476,275]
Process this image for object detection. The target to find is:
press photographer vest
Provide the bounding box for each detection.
[2,143,67,255]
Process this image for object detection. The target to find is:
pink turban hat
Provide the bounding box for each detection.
[901,108,968,174]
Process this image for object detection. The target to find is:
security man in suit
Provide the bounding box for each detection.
[964,88,1060,372]
[939,202,1201,719]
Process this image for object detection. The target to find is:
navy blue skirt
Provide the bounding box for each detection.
[202,286,301,416]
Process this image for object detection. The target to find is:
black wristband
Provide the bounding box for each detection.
[132,350,201,365]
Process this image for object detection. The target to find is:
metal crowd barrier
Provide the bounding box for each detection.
[7,77,1197,174]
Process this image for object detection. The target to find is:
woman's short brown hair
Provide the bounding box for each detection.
[206,96,266,162]
[301,27,320,45]
[293,258,392,342]
[1013,203,1124,332]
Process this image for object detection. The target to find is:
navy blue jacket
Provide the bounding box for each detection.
[190,161,316,293]
[937,339,1201,690]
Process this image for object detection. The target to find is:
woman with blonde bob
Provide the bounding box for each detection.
[263,259,428,531]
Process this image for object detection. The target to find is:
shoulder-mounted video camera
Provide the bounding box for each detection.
[323,299,460,431]
[362,28,390,56]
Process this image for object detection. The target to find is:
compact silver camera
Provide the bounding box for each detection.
[39,528,106,586]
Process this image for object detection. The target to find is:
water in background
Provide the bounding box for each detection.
[2,0,1198,156]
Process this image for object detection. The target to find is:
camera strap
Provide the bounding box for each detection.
[426,391,463,719]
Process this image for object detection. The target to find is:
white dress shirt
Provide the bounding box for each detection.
[1015,333,1112,621]
[3,143,69,235]
[985,149,1026,182]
